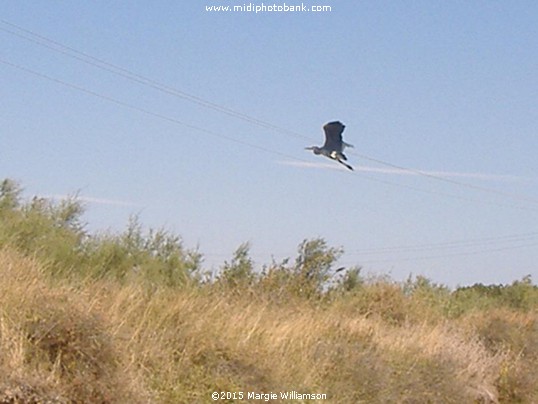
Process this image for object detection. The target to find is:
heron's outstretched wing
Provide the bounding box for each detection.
[323,121,346,152]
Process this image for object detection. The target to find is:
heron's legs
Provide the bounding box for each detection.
[337,159,353,171]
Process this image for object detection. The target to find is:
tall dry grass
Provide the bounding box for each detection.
[3,247,536,403]
[0,248,149,403]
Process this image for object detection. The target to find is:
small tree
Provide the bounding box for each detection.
[294,238,343,297]
[219,242,255,287]
[338,266,364,292]
[0,178,22,211]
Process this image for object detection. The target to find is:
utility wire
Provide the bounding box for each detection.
[351,240,538,265]
[2,56,538,213]
[204,239,538,268]
[2,51,537,264]
[2,18,537,206]
[346,231,538,255]
[0,19,307,141]
[207,231,538,260]
[0,58,303,162]
[353,152,538,205]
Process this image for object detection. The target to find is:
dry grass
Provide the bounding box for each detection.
[0,248,149,403]
[1,247,537,403]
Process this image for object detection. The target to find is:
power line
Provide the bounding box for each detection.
[0,19,307,141]
[343,169,538,211]
[340,229,538,265]
[2,56,538,213]
[346,231,538,256]
[3,20,537,273]
[2,18,537,206]
[0,58,303,162]
[352,152,538,205]
[352,240,538,265]
[203,231,538,261]
[202,239,538,270]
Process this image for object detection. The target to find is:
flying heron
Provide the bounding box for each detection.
[305,121,354,170]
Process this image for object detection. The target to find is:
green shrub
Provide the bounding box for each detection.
[451,276,538,316]
[0,179,201,286]
[218,242,255,288]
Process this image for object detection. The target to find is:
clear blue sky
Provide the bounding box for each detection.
[2,1,538,287]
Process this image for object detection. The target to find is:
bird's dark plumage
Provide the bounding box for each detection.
[323,121,346,152]
[305,121,354,170]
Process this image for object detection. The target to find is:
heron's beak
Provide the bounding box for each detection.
[304,146,314,150]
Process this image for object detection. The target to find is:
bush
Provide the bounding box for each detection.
[2,178,538,402]
[84,216,202,287]
[218,242,255,288]
[0,181,86,276]
[0,180,202,286]
[451,276,538,315]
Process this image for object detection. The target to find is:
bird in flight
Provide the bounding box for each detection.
[305,121,354,170]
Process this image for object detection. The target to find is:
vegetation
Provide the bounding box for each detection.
[1,179,537,403]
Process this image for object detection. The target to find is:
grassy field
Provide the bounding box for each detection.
[1,179,537,403]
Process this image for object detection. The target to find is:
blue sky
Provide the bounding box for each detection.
[2,1,538,287]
